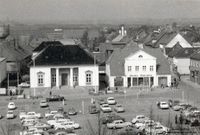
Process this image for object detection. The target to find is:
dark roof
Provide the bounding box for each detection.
[33,41,63,52]
[167,42,183,57]
[190,50,200,60]
[34,45,96,66]
[107,42,171,76]
[153,31,177,47]
[173,48,198,58]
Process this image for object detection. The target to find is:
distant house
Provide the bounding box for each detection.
[168,47,198,75]
[30,41,99,89]
[153,32,192,48]
[190,51,200,84]
[106,43,171,88]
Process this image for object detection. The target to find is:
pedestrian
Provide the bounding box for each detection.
[179,114,183,124]
[49,91,52,96]
[175,114,178,124]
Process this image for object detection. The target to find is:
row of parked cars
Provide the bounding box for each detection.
[20,109,79,135]
[132,115,170,135]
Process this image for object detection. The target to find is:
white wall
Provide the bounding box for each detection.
[173,58,190,74]
[0,59,6,83]
[166,33,192,48]
[30,67,51,88]
[78,65,99,87]
[124,50,157,79]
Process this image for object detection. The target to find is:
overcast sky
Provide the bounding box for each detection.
[0,0,199,23]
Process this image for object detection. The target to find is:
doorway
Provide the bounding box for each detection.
[61,73,68,86]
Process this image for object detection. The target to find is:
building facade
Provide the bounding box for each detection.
[30,42,99,89]
[106,43,171,88]
[190,51,200,84]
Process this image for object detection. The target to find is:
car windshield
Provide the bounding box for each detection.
[8,111,13,114]
[117,105,122,107]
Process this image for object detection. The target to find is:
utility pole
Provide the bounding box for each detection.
[98,111,101,135]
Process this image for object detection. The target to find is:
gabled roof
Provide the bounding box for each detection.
[107,42,171,76]
[33,41,63,52]
[167,42,183,57]
[33,45,96,66]
[153,32,177,47]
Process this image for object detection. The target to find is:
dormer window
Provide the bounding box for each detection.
[138,55,143,58]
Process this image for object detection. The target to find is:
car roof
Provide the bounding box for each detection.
[107,97,114,99]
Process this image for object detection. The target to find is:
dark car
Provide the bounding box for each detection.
[100,113,125,124]
[88,104,99,114]
[98,98,106,105]
[117,126,144,135]
[46,95,65,102]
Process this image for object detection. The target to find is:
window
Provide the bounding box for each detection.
[73,73,78,82]
[37,72,44,86]
[86,71,92,85]
[143,66,146,71]
[150,66,154,71]
[51,74,56,84]
[135,66,139,71]
[128,66,132,72]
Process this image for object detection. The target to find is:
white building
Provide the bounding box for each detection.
[106,43,171,88]
[30,41,99,89]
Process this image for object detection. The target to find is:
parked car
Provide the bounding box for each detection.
[68,108,77,115]
[98,98,106,105]
[40,99,48,108]
[18,82,30,88]
[158,102,169,109]
[132,115,149,124]
[6,110,15,119]
[19,111,42,120]
[88,104,99,114]
[100,104,112,113]
[31,122,52,130]
[117,126,143,135]
[151,125,169,134]
[100,113,125,124]
[8,102,16,110]
[46,95,65,102]
[45,110,58,118]
[168,99,180,107]
[107,97,117,105]
[107,120,132,129]
[114,104,125,113]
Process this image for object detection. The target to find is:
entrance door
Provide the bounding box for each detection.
[127,77,131,87]
[61,73,68,86]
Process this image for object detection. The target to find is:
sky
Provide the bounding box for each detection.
[0,0,199,24]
